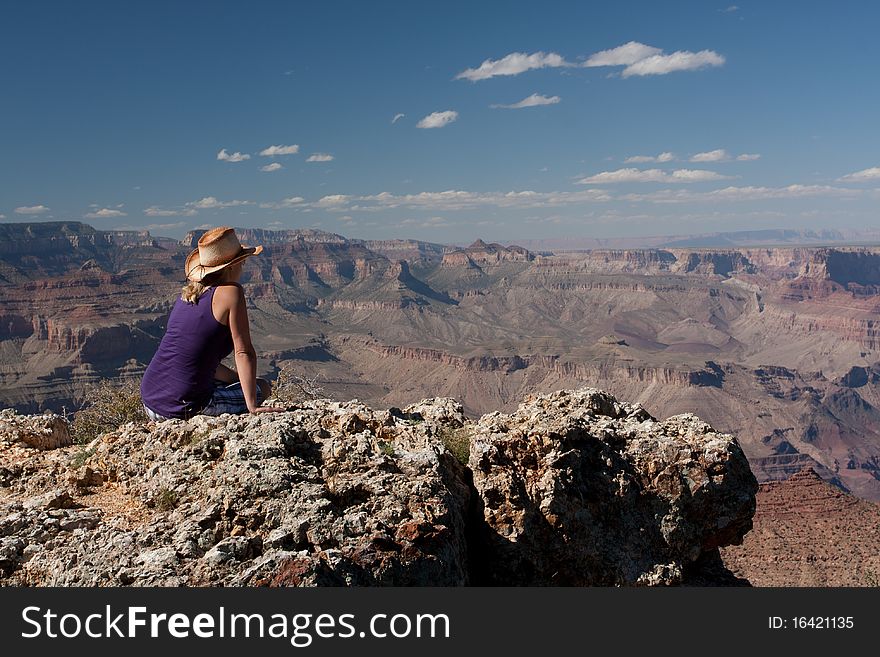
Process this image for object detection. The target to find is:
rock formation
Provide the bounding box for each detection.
[720,468,880,586]
[0,387,757,586]
[0,409,72,450]
[469,389,755,585]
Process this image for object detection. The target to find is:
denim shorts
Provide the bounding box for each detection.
[144,380,264,421]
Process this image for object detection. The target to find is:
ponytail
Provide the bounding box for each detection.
[181,281,209,304]
[180,269,231,304]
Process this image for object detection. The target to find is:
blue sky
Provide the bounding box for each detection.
[2,1,879,242]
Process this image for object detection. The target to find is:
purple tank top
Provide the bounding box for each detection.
[140,285,235,418]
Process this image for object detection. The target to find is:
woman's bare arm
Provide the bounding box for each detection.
[219,284,281,413]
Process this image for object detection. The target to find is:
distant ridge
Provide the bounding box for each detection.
[180,227,349,247]
[0,221,158,259]
[508,228,880,252]
[0,220,154,244]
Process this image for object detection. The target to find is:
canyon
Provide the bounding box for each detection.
[1,221,879,504]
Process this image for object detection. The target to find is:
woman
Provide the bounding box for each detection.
[141,226,281,419]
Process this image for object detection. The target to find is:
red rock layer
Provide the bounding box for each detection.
[721,468,880,586]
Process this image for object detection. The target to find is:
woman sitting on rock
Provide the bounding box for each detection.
[141,226,282,420]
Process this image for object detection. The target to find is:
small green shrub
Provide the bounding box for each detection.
[438,426,471,465]
[155,489,179,511]
[69,445,97,469]
[72,379,147,444]
[378,441,395,457]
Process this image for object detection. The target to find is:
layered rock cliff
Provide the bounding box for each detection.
[0,387,757,586]
[440,240,534,269]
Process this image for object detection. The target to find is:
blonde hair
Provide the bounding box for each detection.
[180,266,238,304]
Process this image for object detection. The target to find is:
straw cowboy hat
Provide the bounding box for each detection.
[185,226,263,282]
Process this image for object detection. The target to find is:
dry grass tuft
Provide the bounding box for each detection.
[271,364,326,406]
[72,379,147,444]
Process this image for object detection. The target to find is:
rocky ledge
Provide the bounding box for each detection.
[0,387,757,586]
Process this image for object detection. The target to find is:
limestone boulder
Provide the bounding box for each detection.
[468,388,757,585]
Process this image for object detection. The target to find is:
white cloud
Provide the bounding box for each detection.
[252,177,867,217]
[351,188,612,211]
[690,149,761,162]
[314,194,351,208]
[670,169,732,182]
[690,149,730,162]
[0,214,5,219]
[583,42,724,79]
[216,148,250,162]
[278,183,866,215]
[491,93,561,109]
[15,205,50,215]
[392,113,405,124]
[259,196,305,209]
[85,208,127,219]
[186,196,252,210]
[578,169,667,184]
[260,163,283,172]
[416,110,459,129]
[455,51,571,81]
[144,206,197,217]
[838,166,880,182]
[622,50,725,77]
[455,43,724,86]
[624,152,675,164]
[584,41,662,67]
[306,153,334,162]
[260,144,300,156]
[622,184,862,204]
[575,168,732,184]
[722,5,739,12]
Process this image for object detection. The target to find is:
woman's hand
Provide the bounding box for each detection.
[249,405,286,414]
